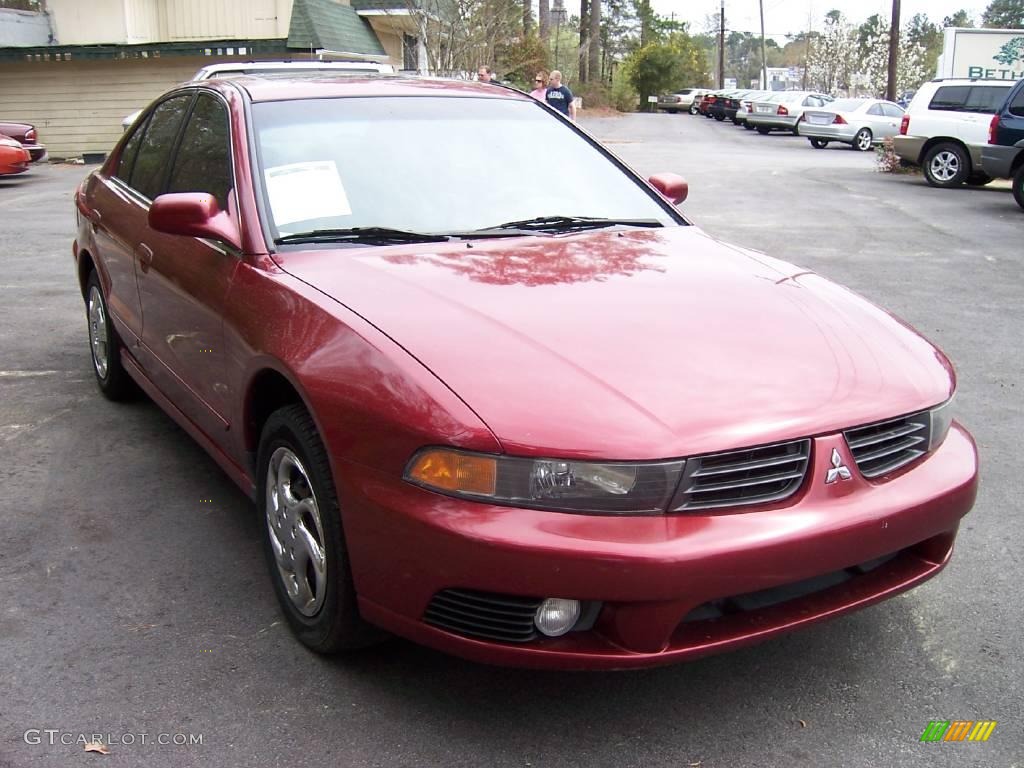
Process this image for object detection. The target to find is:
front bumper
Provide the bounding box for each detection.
[340,425,978,669]
[979,144,1021,179]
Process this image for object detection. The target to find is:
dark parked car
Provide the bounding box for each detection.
[981,79,1024,210]
[709,90,763,122]
[0,121,45,162]
[73,75,976,670]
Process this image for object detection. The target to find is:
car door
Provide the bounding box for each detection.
[86,114,150,343]
[962,85,1014,144]
[133,91,240,442]
[878,103,904,139]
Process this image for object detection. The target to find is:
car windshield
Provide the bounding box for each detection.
[252,96,679,239]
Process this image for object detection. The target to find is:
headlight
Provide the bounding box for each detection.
[405,448,685,514]
[927,396,955,451]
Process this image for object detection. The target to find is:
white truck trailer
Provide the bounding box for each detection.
[936,27,1024,81]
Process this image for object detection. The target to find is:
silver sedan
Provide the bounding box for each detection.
[797,98,905,151]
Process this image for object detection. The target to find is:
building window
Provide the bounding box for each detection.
[403,33,418,71]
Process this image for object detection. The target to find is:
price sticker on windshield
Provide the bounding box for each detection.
[264,161,352,227]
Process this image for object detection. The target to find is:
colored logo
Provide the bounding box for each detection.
[920,721,997,742]
[995,37,1024,68]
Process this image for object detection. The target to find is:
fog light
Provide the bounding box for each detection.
[534,598,581,637]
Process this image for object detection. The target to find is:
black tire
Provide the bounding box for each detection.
[756,126,771,135]
[853,128,873,151]
[791,125,801,136]
[809,138,828,149]
[744,122,754,130]
[665,109,678,114]
[923,142,970,188]
[258,404,381,653]
[84,270,134,401]
[689,105,698,115]
[966,173,993,186]
[714,113,725,121]
[1013,165,1024,210]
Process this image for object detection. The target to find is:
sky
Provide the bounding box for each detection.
[649,0,988,41]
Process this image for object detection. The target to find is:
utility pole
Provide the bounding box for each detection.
[886,0,901,101]
[758,0,768,90]
[719,0,725,88]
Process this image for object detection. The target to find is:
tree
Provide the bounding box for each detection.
[0,0,41,9]
[589,0,602,82]
[625,32,708,108]
[906,13,943,76]
[981,0,1024,28]
[857,16,931,97]
[943,10,975,27]
[806,11,858,93]
[579,0,591,81]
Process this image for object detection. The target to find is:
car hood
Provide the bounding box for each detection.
[274,227,953,459]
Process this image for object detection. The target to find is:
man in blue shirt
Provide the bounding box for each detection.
[544,70,577,121]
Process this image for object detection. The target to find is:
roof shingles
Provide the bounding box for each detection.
[287,0,386,56]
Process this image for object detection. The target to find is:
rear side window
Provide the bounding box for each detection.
[167,94,233,212]
[867,103,885,116]
[929,86,970,110]
[965,86,1012,112]
[1010,88,1024,117]
[115,115,149,184]
[881,103,904,118]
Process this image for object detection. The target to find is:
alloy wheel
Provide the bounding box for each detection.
[855,129,872,151]
[265,447,328,617]
[87,285,108,379]
[929,150,960,182]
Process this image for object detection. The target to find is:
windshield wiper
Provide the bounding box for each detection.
[472,216,665,234]
[275,227,451,245]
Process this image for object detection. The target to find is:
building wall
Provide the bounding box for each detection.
[0,9,52,47]
[46,0,295,45]
[0,55,286,158]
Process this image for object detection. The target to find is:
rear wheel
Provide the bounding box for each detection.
[1013,165,1024,210]
[84,270,134,401]
[923,142,969,188]
[809,138,829,149]
[714,113,725,121]
[853,128,873,151]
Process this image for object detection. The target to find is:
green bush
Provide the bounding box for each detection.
[610,61,639,112]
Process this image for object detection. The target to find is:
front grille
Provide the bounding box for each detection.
[844,412,930,478]
[671,439,810,511]
[424,589,541,643]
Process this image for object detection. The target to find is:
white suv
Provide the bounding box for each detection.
[893,78,1015,187]
[121,60,395,130]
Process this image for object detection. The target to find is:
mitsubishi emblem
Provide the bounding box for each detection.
[825,448,852,484]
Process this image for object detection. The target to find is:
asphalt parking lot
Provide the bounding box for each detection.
[1,112,1021,767]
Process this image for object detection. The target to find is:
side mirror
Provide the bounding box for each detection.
[149,193,240,250]
[647,173,688,205]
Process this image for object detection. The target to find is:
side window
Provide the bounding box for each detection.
[1010,88,1024,117]
[804,96,823,107]
[867,103,885,116]
[130,94,193,200]
[115,115,149,184]
[965,86,1012,113]
[929,86,970,111]
[167,94,233,212]
[881,103,904,118]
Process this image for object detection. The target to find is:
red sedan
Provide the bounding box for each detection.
[0,133,31,176]
[72,77,977,669]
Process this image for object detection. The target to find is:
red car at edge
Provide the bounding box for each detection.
[72,76,978,670]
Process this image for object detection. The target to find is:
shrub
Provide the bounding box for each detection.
[875,137,918,174]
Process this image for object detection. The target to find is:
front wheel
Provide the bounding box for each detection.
[258,404,381,653]
[853,128,873,151]
[809,138,828,149]
[689,105,698,115]
[1012,165,1024,210]
[84,270,134,401]
[923,142,969,187]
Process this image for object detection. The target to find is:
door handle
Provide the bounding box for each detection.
[136,243,154,274]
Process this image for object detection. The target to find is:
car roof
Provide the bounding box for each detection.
[225,75,534,103]
[195,60,393,78]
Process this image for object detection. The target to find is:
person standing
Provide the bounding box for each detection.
[544,70,576,121]
[529,71,549,100]
[477,66,499,84]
